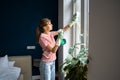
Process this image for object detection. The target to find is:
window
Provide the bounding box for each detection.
[58,0,89,79]
[72,0,89,54]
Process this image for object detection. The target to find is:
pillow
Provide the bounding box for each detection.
[8,61,15,67]
[0,55,9,69]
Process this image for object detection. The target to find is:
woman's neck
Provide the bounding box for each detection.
[43,31,49,35]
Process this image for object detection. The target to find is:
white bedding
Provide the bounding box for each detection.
[0,67,21,80]
[0,55,21,80]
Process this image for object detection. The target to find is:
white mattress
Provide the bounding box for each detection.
[0,67,21,80]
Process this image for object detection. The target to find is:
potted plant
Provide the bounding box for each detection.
[61,43,89,80]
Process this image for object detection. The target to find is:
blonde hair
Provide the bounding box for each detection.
[36,18,51,44]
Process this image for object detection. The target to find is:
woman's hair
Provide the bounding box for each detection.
[36,18,51,44]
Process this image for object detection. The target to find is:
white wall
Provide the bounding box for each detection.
[59,0,120,80]
[88,0,120,80]
[58,0,73,80]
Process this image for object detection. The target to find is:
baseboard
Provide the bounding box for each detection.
[32,75,40,80]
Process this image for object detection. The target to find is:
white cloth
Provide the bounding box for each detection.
[0,67,21,80]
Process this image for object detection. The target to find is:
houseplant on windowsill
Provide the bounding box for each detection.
[61,43,89,80]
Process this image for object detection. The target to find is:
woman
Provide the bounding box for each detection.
[36,18,76,80]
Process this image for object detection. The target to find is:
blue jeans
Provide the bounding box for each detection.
[39,61,55,80]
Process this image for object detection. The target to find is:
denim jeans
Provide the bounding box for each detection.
[39,61,55,80]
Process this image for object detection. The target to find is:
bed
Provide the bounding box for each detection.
[0,55,32,80]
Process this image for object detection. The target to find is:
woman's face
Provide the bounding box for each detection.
[45,21,53,31]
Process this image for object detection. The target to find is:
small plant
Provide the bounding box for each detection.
[61,43,89,80]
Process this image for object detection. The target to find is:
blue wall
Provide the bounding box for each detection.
[0,0,58,59]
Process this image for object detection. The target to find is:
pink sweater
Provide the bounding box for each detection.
[39,32,56,62]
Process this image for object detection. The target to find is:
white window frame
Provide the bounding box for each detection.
[58,0,89,80]
[72,0,89,55]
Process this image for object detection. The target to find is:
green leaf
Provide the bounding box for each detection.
[61,43,89,80]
